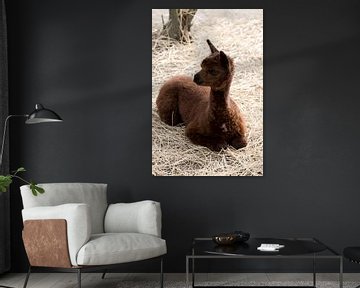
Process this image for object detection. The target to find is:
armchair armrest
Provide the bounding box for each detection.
[104,200,162,237]
[22,203,91,266]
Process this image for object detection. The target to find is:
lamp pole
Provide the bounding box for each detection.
[0,115,27,288]
[0,114,28,169]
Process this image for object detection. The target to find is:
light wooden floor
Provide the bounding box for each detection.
[0,273,359,288]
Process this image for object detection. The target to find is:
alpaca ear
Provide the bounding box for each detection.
[220,51,229,69]
[207,39,219,53]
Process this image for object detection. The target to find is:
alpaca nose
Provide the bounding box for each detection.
[194,73,201,84]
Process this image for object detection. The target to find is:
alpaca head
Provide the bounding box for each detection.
[193,39,234,90]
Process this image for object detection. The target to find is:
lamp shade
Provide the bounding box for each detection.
[25,104,63,124]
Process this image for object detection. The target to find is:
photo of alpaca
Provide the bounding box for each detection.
[152,9,263,176]
[157,40,247,152]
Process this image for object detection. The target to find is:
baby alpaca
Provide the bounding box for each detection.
[156,39,247,152]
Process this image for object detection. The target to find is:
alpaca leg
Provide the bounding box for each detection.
[230,135,247,149]
[186,126,227,152]
[156,88,183,126]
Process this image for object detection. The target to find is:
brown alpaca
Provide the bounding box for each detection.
[156,40,247,152]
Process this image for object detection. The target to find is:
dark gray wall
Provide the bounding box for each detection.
[5,0,360,272]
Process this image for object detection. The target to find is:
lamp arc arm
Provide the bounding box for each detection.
[0,114,28,169]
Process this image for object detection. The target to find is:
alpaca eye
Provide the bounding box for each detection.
[208,69,217,76]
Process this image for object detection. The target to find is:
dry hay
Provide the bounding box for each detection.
[152,9,263,176]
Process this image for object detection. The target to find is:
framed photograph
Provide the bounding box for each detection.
[152,9,263,176]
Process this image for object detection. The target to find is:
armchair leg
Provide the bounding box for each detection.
[23,266,31,288]
[101,270,107,279]
[77,268,81,288]
[160,257,164,288]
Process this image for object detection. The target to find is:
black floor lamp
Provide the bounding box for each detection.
[0,103,62,288]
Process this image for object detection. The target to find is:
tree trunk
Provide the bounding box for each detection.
[162,9,197,43]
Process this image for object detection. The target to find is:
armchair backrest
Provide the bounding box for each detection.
[20,183,108,234]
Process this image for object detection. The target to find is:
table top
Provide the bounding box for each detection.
[190,237,340,258]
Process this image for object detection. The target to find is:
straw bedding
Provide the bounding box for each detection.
[152,9,263,176]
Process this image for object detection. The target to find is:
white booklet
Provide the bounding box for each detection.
[257,243,285,251]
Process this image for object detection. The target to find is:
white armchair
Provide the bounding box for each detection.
[20,183,166,288]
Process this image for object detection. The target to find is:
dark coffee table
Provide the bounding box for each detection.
[186,237,343,288]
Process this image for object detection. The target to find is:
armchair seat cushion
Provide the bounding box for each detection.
[76,233,167,266]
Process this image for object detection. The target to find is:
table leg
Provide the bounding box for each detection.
[339,256,343,288]
[186,257,189,288]
[192,257,195,288]
[313,254,316,287]
[192,246,195,288]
